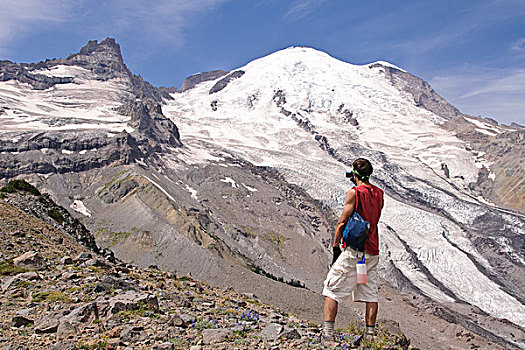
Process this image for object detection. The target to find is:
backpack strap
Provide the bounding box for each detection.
[354,186,360,213]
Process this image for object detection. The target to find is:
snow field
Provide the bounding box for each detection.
[0,72,132,133]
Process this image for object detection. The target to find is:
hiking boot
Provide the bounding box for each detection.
[321,333,335,342]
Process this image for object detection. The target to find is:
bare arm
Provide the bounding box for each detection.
[333,189,356,247]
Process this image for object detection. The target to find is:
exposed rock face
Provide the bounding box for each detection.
[0,61,73,90]
[118,99,181,147]
[78,38,171,101]
[372,63,463,120]
[0,131,145,179]
[180,70,229,92]
[68,38,128,79]
[1,38,169,103]
[209,70,245,94]
[443,116,525,213]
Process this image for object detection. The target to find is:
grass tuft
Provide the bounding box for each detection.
[0,260,29,276]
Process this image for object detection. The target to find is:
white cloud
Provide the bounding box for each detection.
[284,0,328,20]
[85,0,230,47]
[512,37,525,53]
[431,67,525,126]
[0,0,231,55]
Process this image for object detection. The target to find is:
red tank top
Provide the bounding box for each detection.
[354,184,384,255]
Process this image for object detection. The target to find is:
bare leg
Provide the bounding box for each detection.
[365,302,378,326]
[324,297,338,321]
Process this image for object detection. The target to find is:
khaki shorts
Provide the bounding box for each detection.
[323,247,379,303]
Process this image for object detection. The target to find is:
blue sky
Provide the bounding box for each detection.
[1,0,524,125]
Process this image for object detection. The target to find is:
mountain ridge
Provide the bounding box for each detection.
[0,38,524,349]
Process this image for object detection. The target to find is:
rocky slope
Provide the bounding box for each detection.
[1,181,419,350]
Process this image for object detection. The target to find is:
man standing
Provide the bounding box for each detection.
[322,158,384,344]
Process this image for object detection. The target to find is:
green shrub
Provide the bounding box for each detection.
[1,179,41,196]
[194,318,214,330]
[48,209,65,224]
[33,291,70,303]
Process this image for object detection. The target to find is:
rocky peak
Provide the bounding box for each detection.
[64,38,172,102]
[1,38,171,103]
[63,38,128,80]
[79,38,122,58]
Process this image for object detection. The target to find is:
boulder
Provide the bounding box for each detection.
[13,251,44,270]
[2,271,40,291]
[168,314,185,328]
[110,291,158,313]
[85,258,107,268]
[34,316,60,333]
[94,275,134,293]
[379,320,410,348]
[95,291,159,319]
[179,314,195,325]
[57,320,77,336]
[64,302,98,323]
[120,325,146,343]
[201,328,233,345]
[61,272,80,280]
[259,323,284,340]
[282,327,301,339]
[16,308,35,317]
[60,256,73,265]
[75,252,92,262]
[11,315,33,327]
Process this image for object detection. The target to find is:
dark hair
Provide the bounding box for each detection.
[352,158,373,180]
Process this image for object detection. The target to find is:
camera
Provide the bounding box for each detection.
[346,171,357,185]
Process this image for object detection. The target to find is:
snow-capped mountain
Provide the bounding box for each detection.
[163,46,525,341]
[0,40,523,349]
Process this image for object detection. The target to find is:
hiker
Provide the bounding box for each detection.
[322,158,384,344]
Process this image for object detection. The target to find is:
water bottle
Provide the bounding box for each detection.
[356,259,367,284]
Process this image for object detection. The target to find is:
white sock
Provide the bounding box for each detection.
[323,321,335,338]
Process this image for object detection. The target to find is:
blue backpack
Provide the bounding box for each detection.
[342,191,370,251]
